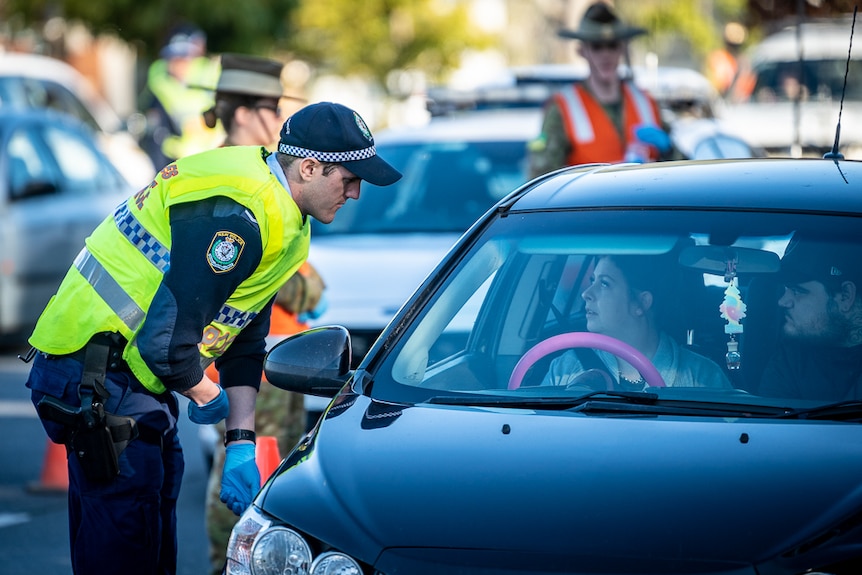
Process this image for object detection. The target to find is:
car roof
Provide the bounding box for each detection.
[511,158,862,215]
[751,18,862,64]
[375,108,542,144]
[426,64,717,117]
[0,51,122,132]
[0,106,97,132]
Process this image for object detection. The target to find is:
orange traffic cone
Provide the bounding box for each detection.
[28,440,69,493]
[255,436,281,487]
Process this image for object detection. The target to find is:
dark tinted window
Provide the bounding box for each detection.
[312,140,528,235]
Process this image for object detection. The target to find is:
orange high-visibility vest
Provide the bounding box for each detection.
[552,81,663,165]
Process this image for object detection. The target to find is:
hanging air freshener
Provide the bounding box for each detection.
[718,255,746,370]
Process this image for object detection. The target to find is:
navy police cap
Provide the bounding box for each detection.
[278,102,402,187]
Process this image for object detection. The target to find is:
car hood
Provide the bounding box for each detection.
[718,101,862,151]
[258,395,862,571]
[306,233,461,331]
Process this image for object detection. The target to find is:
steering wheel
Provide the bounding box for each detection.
[507,332,666,390]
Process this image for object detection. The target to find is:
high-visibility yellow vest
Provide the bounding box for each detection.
[29,146,309,393]
[146,57,224,159]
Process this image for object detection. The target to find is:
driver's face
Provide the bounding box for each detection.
[582,257,642,339]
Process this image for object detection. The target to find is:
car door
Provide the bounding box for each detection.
[0,114,130,336]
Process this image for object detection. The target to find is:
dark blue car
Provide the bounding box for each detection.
[227,158,862,575]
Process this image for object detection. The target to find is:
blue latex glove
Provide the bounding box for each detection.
[187,384,229,424]
[298,292,329,323]
[220,443,260,516]
[634,124,672,154]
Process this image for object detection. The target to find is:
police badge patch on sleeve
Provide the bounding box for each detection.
[207,231,245,273]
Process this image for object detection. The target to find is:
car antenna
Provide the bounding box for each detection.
[823,5,858,162]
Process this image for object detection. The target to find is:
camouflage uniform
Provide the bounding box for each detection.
[527,100,570,180]
[205,264,324,574]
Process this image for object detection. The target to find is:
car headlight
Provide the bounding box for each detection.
[225,507,311,575]
[310,551,361,575]
[252,527,313,575]
[225,506,362,575]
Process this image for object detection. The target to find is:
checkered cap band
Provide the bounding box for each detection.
[114,203,171,273]
[277,143,377,163]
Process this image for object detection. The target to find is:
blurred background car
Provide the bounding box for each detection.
[718,16,862,159]
[0,52,155,187]
[306,107,538,366]
[428,63,760,160]
[0,108,132,344]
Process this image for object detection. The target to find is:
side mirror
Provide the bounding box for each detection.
[263,325,352,397]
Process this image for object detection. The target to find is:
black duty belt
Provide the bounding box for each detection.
[48,332,129,372]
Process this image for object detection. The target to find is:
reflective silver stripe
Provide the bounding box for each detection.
[113,202,171,273]
[558,86,594,144]
[215,304,257,329]
[74,248,145,331]
[626,84,658,127]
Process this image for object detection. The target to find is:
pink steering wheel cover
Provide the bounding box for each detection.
[507,332,666,390]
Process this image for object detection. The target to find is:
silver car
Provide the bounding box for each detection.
[0,108,133,342]
[0,52,155,188]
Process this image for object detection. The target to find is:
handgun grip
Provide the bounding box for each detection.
[36,395,82,428]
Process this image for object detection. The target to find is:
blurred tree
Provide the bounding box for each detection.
[621,0,749,60]
[3,0,300,60]
[285,0,496,88]
[5,0,494,95]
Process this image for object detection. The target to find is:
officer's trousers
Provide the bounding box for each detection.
[26,353,184,575]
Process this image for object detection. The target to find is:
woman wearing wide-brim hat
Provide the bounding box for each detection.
[528,1,675,178]
[201,53,307,150]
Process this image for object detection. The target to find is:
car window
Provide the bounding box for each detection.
[312,140,528,235]
[377,208,861,409]
[744,60,862,104]
[42,123,106,188]
[22,77,101,131]
[7,127,56,200]
[6,119,126,201]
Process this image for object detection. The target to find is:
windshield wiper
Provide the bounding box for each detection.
[777,400,862,422]
[427,390,788,418]
[427,390,659,409]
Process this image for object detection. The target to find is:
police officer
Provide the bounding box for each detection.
[24,101,401,575]
[138,24,223,169]
[528,1,673,178]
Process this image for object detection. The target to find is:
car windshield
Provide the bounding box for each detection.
[311,139,528,235]
[373,208,862,412]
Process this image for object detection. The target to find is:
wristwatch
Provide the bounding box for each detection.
[224,429,256,446]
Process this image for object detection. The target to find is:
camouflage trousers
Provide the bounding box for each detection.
[204,382,306,574]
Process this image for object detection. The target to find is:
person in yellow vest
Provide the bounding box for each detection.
[196,53,325,574]
[138,24,223,169]
[528,1,675,178]
[22,101,400,575]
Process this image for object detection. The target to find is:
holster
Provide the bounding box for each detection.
[36,333,139,483]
